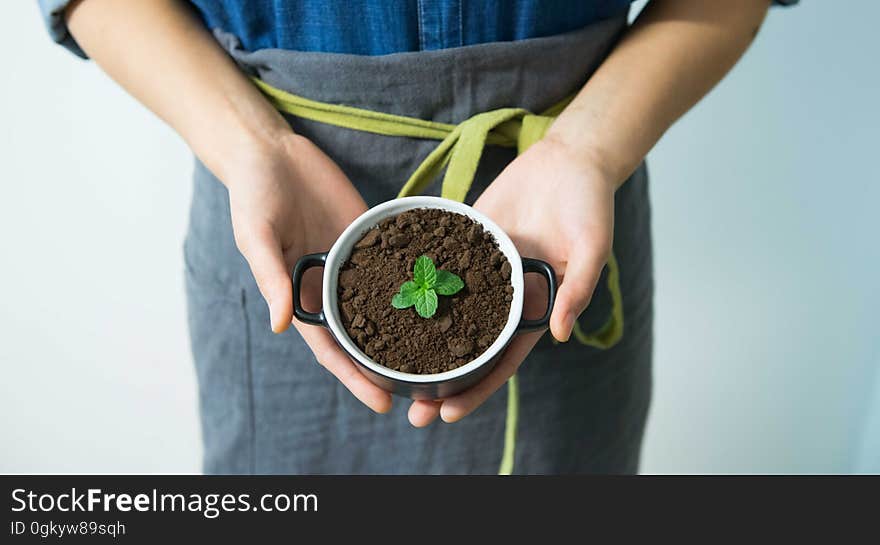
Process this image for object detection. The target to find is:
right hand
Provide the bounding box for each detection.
[64,0,392,413]
[222,133,392,414]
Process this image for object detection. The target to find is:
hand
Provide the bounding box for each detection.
[223,133,393,414]
[407,137,617,426]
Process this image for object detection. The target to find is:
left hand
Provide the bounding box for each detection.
[407,137,618,426]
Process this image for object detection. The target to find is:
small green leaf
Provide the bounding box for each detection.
[414,288,439,318]
[434,270,464,296]
[391,255,466,319]
[413,255,436,288]
[391,281,421,309]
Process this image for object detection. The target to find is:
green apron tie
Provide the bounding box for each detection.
[254,78,624,474]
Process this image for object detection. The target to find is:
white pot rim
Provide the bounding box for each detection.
[322,196,524,384]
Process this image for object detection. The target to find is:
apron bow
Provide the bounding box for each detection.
[398,109,554,201]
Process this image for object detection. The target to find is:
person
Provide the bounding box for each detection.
[39,0,795,474]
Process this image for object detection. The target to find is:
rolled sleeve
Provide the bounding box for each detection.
[38,0,87,59]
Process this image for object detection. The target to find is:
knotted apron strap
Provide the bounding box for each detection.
[400,108,541,201]
[253,78,624,474]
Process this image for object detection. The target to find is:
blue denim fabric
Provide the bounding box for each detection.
[39,0,800,58]
[190,0,631,55]
[37,0,86,57]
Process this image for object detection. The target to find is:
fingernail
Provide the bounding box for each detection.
[440,405,461,424]
[268,302,281,333]
[375,398,393,414]
[558,313,574,343]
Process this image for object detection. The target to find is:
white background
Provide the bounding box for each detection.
[1,1,877,473]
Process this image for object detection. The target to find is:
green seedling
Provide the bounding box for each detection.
[391,255,464,318]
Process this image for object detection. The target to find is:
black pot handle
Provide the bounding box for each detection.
[292,252,328,326]
[516,257,557,333]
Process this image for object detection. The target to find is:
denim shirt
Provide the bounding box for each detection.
[39,0,797,59]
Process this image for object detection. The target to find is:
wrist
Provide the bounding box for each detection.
[539,131,624,192]
[195,118,298,191]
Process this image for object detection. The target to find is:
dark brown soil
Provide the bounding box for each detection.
[337,208,513,374]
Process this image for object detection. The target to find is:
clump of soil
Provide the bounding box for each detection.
[337,208,513,374]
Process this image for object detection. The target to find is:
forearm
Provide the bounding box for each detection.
[65,0,290,183]
[547,0,771,185]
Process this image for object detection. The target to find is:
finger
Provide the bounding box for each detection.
[298,325,393,414]
[408,400,441,427]
[439,331,542,423]
[237,225,293,333]
[550,242,608,342]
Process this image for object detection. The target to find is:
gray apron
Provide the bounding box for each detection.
[184,14,653,474]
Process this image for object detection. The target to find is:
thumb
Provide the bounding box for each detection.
[236,225,293,333]
[550,241,609,342]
